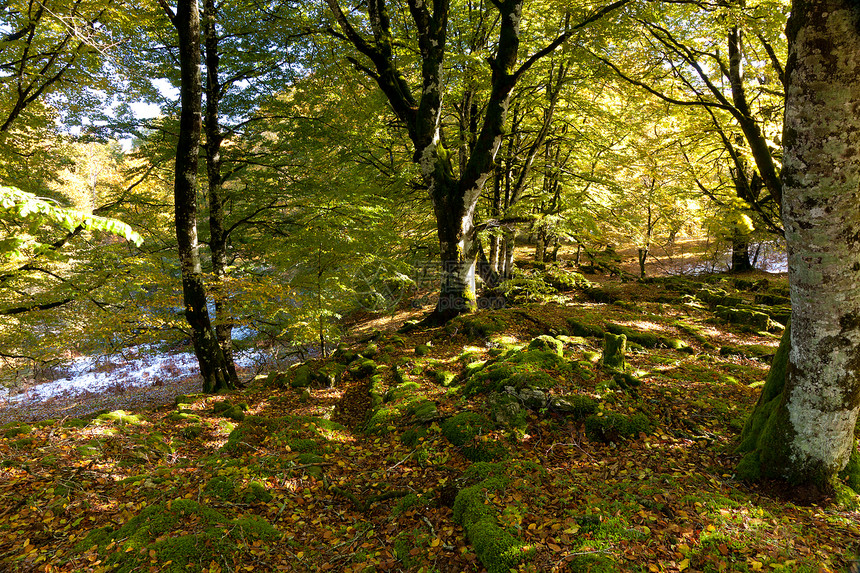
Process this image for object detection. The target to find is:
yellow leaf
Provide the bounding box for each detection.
[528,523,537,530]
[679,559,690,571]
[751,561,764,571]
[22,539,29,549]
[430,538,441,547]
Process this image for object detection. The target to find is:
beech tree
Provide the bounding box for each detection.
[737,0,860,488]
[324,0,630,322]
[158,0,233,392]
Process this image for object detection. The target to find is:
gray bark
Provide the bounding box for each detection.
[737,0,860,487]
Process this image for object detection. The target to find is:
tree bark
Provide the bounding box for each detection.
[169,0,233,393]
[736,0,860,488]
[203,0,239,386]
[730,237,753,273]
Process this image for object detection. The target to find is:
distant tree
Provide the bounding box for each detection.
[737,0,860,490]
[324,0,630,323]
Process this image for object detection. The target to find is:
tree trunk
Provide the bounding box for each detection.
[637,247,648,278]
[730,237,753,273]
[203,0,239,386]
[430,184,478,322]
[170,0,232,393]
[736,0,860,489]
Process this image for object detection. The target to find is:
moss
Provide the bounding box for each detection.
[567,553,617,572]
[415,344,431,356]
[386,381,420,402]
[11,437,35,449]
[452,313,507,340]
[180,424,203,439]
[566,318,604,338]
[223,415,344,455]
[364,405,402,435]
[442,412,492,447]
[601,333,626,370]
[551,395,598,419]
[167,412,201,423]
[3,424,32,438]
[736,324,790,457]
[61,419,88,429]
[401,427,429,447]
[606,323,660,348]
[174,394,201,407]
[76,499,279,572]
[839,443,860,493]
[96,410,143,425]
[431,369,455,386]
[452,476,531,573]
[212,400,247,422]
[349,358,378,378]
[585,412,650,443]
[528,335,564,356]
[407,400,439,422]
[392,492,422,516]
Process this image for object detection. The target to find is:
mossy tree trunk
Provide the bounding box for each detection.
[736,0,860,488]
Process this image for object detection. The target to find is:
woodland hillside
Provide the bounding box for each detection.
[2,0,860,570]
[1,258,858,572]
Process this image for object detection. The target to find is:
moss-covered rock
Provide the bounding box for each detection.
[550,395,598,419]
[602,333,626,370]
[441,412,506,461]
[452,476,532,573]
[414,344,431,356]
[349,358,378,378]
[212,400,248,422]
[528,335,564,356]
[431,369,456,386]
[74,498,279,572]
[585,412,650,443]
[566,318,604,338]
[96,410,143,426]
[407,400,439,423]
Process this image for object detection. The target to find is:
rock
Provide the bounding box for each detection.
[517,388,548,409]
[602,333,627,370]
[527,335,564,356]
[409,400,439,423]
[290,364,312,388]
[487,393,524,426]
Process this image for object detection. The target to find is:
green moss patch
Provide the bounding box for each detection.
[75,498,279,572]
[441,412,507,462]
[96,410,143,426]
[585,412,651,443]
[452,474,533,573]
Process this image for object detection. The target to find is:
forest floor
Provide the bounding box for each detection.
[0,255,858,573]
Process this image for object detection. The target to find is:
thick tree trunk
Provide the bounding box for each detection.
[203,0,239,386]
[429,183,478,322]
[736,0,860,488]
[171,0,232,393]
